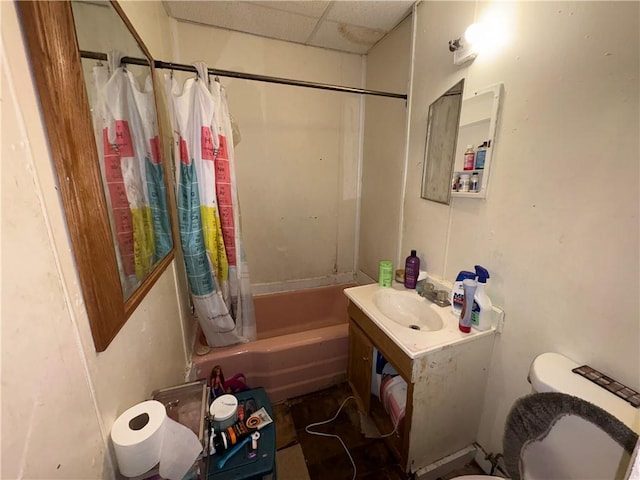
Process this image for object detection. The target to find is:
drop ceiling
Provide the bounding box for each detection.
[163,1,415,54]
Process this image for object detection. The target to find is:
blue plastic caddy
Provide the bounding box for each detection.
[207,387,276,480]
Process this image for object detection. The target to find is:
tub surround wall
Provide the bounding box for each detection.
[253,284,353,339]
[401,0,639,458]
[170,20,362,291]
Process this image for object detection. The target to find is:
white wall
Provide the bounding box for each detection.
[1,2,189,477]
[359,17,412,281]
[404,0,639,456]
[170,20,363,292]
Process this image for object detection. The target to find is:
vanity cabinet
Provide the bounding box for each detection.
[347,301,496,475]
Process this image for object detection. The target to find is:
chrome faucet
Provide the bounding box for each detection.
[416,280,451,307]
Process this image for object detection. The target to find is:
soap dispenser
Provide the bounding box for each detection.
[471,265,493,331]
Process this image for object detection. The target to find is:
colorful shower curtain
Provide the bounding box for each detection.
[165,62,256,347]
[91,51,172,298]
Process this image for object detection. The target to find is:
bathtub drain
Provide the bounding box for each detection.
[409,325,420,330]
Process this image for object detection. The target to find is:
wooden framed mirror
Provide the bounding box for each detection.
[18,1,175,351]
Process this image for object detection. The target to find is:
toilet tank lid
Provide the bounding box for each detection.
[529,352,639,433]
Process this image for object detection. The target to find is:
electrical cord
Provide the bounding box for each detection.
[304,395,401,480]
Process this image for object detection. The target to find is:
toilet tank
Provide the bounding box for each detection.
[529,352,639,434]
[523,353,639,480]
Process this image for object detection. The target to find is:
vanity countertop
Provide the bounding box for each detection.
[344,283,496,360]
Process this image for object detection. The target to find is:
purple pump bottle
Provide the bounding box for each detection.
[403,250,420,289]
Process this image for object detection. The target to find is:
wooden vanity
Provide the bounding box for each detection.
[346,289,497,475]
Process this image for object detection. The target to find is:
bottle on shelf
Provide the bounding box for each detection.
[469,172,479,193]
[463,145,475,170]
[458,174,470,192]
[475,141,488,169]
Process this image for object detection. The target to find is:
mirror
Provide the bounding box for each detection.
[71,1,173,300]
[421,80,464,204]
[18,1,175,351]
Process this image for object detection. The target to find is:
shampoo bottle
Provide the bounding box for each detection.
[450,271,475,317]
[471,265,493,331]
[403,250,420,289]
[459,279,477,333]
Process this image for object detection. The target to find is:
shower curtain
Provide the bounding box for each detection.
[91,51,172,298]
[164,62,256,347]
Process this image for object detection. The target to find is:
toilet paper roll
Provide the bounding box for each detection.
[111,400,202,479]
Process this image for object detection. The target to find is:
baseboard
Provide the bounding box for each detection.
[414,445,477,480]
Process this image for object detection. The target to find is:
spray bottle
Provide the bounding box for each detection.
[471,265,493,331]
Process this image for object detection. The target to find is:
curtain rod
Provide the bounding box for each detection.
[80,50,407,100]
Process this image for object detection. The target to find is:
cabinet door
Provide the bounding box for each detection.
[348,320,373,413]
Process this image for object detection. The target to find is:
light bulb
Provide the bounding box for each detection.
[464,23,482,47]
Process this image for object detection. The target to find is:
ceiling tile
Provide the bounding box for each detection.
[307,20,384,54]
[163,0,415,54]
[249,1,331,19]
[165,1,318,43]
[326,1,413,31]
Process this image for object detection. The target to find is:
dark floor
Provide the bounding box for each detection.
[273,382,484,480]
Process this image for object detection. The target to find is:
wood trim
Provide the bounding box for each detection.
[348,301,412,471]
[18,1,175,351]
[348,302,412,379]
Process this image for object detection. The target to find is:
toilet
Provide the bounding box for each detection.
[451,352,639,480]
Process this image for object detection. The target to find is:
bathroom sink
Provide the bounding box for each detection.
[344,283,496,359]
[372,289,443,331]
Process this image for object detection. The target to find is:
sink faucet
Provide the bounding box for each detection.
[416,280,451,307]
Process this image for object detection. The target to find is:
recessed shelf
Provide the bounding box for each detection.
[450,83,504,200]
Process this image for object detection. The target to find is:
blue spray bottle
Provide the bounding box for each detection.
[471,265,493,331]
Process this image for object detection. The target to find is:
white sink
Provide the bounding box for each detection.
[372,289,443,331]
[344,283,495,359]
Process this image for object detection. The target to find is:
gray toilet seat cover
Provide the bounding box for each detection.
[502,392,638,480]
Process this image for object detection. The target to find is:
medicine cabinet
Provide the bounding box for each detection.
[450,83,504,199]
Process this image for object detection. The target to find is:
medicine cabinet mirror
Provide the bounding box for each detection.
[421,81,504,204]
[19,1,175,352]
[420,80,465,204]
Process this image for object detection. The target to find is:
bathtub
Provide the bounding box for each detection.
[191,284,352,403]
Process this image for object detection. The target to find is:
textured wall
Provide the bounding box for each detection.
[359,17,412,281]
[405,0,639,455]
[171,20,363,292]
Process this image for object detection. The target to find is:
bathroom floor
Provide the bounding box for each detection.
[273,382,484,480]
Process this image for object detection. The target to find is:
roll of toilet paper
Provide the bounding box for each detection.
[111,400,202,479]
